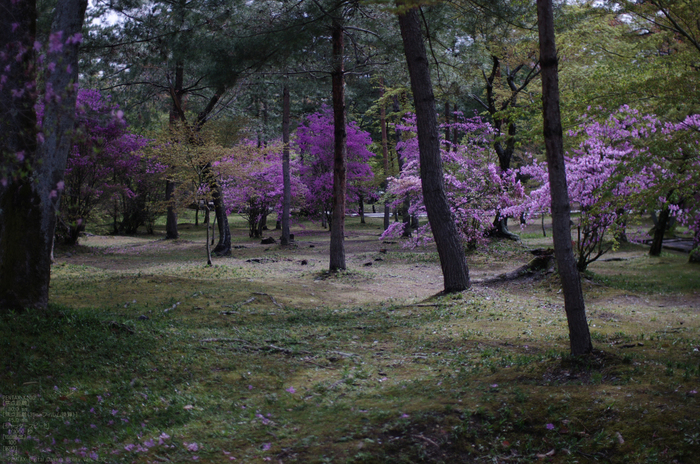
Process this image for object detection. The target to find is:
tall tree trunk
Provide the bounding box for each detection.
[281,83,292,245]
[165,60,184,239]
[649,206,670,256]
[329,20,347,272]
[380,78,391,231]
[0,0,40,311]
[537,0,592,356]
[397,3,470,293]
[0,0,86,312]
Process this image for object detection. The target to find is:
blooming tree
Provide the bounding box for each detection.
[296,107,375,227]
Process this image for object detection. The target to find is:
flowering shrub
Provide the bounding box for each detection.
[382,113,525,248]
[521,106,700,270]
[57,90,155,243]
[220,140,308,238]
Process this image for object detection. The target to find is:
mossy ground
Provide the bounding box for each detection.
[1,214,699,463]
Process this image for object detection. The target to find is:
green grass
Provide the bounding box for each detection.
[587,252,700,294]
[1,217,699,463]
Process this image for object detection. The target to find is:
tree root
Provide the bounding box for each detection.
[478,248,555,284]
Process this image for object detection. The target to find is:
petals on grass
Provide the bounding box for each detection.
[286,386,296,394]
[546,423,555,431]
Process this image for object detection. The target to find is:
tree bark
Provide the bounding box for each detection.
[537,0,592,356]
[165,180,179,239]
[453,103,459,147]
[165,61,184,239]
[444,100,451,149]
[329,21,347,272]
[649,206,670,256]
[380,78,391,231]
[281,83,292,245]
[0,0,86,312]
[690,223,700,263]
[358,195,366,224]
[212,186,231,256]
[205,206,212,266]
[397,3,470,293]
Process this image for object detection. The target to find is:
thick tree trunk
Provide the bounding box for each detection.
[165,61,184,239]
[537,0,592,356]
[380,78,391,231]
[397,4,470,293]
[690,223,700,263]
[212,186,231,256]
[401,196,412,237]
[281,84,292,245]
[358,195,366,224]
[0,0,86,312]
[329,21,347,272]
[165,180,179,239]
[649,206,670,256]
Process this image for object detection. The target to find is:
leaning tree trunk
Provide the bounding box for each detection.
[397,3,470,293]
[329,20,347,272]
[281,83,292,245]
[0,0,86,312]
[537,0,592,356]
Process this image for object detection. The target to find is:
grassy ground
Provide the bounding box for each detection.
[1,214,699,463]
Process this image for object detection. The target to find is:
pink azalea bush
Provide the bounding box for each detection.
[520,106,700,270]
[220,140,308,237]
[382,113,525,248]
[55,89,159,243]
